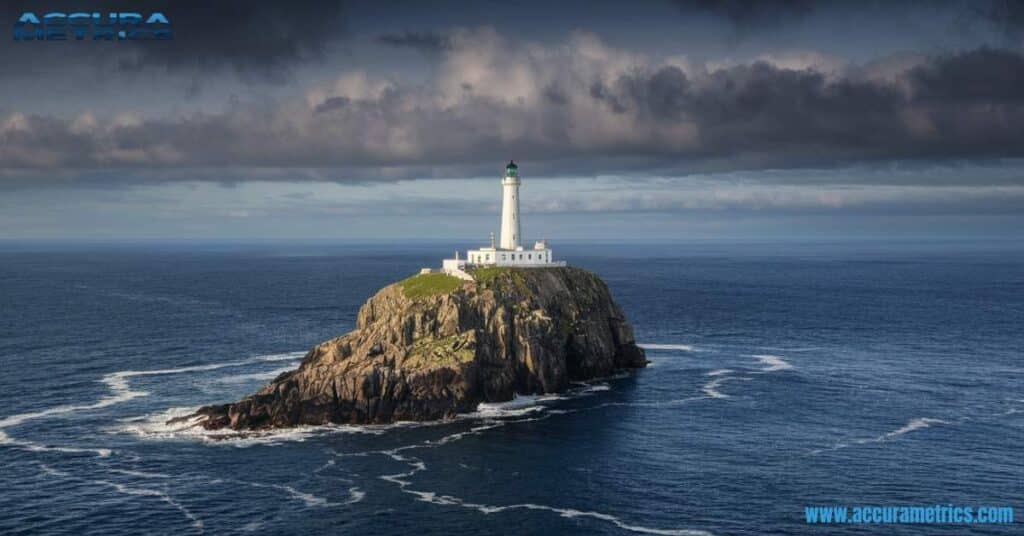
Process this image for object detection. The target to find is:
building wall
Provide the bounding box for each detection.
[467,248,556,266]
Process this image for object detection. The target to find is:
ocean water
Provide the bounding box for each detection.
[1,241,1021,535]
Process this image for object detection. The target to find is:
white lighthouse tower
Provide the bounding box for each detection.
[500,161,521,250]
[439,160,564,279]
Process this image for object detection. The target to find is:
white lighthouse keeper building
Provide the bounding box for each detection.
[441,161,564,279]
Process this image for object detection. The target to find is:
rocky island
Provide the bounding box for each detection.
[189,267,646,430]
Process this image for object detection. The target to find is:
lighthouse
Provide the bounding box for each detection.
[438,161,565,279]
[500,161,521,250]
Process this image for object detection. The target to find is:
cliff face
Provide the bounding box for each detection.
[193,267,646,430]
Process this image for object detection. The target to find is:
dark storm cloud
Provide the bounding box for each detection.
[608,48,1024,165]
[909,47,1024,101]
[2,0,349,80]
[314,96,351,114]
[969,0,1024,40]
[3,33,1024,186]
[376,31,453,54]
[671,0,815,28]
[124,0,349,78]
[672,0,1024,44]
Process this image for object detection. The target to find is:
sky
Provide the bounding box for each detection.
[2,0,1023,242]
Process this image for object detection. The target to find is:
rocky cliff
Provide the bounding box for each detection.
[190,267,646,430]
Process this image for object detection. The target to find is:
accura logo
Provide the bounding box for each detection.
[13,11,171,41]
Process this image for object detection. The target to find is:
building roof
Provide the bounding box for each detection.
[506,160,517,169]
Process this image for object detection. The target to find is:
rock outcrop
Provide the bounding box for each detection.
[190,267,646,430]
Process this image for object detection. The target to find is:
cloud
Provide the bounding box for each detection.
[376,31,452,54]
[669,0,1024,43]
[671,0,815,29]
[2,0,350,81]
[2,29,1024,188]
[521,181,1024,216]
[968,0,1024,41]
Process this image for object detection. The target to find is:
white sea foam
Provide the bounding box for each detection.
[345,487,366,504]
[114,406,213,441]
[240,521,265,532]
[0,351,307,456]
[701,378,730,399]
[37,463,69,477]
[756,346,821,353]
[255,352,309,362]
[472,394,560,418]
[24,443,113,457]
[36,462,203,530]
[108,468,171,479]
[477,503,713,536]
[368,420,716,535]
[230,479,336,508]
[700,376,751,399]
[751,355,794,372]
[118,406,387,446]
[810,417,953,455]
[705,369,733,377]
[105,479,205,529]
[0,398,122,457]
[639,344,697,352]
[377,446,712,536]
[100,351,307,397]
[878,418,949,441]
[214,365,299,384]
[427,423,504,448]
[337,407,713,533]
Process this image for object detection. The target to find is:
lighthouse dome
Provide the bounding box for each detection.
[505,160,518,177]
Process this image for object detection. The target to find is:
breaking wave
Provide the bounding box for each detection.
[473,395,557,419]
[118,406,388,446]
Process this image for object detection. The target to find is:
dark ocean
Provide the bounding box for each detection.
[1,241,1021,535]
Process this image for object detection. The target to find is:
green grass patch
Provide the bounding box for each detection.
[470,266,515,284]
[398,273,462,299]
[470,266,532,295]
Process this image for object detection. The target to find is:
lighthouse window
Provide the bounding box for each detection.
[528,254,532,260]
